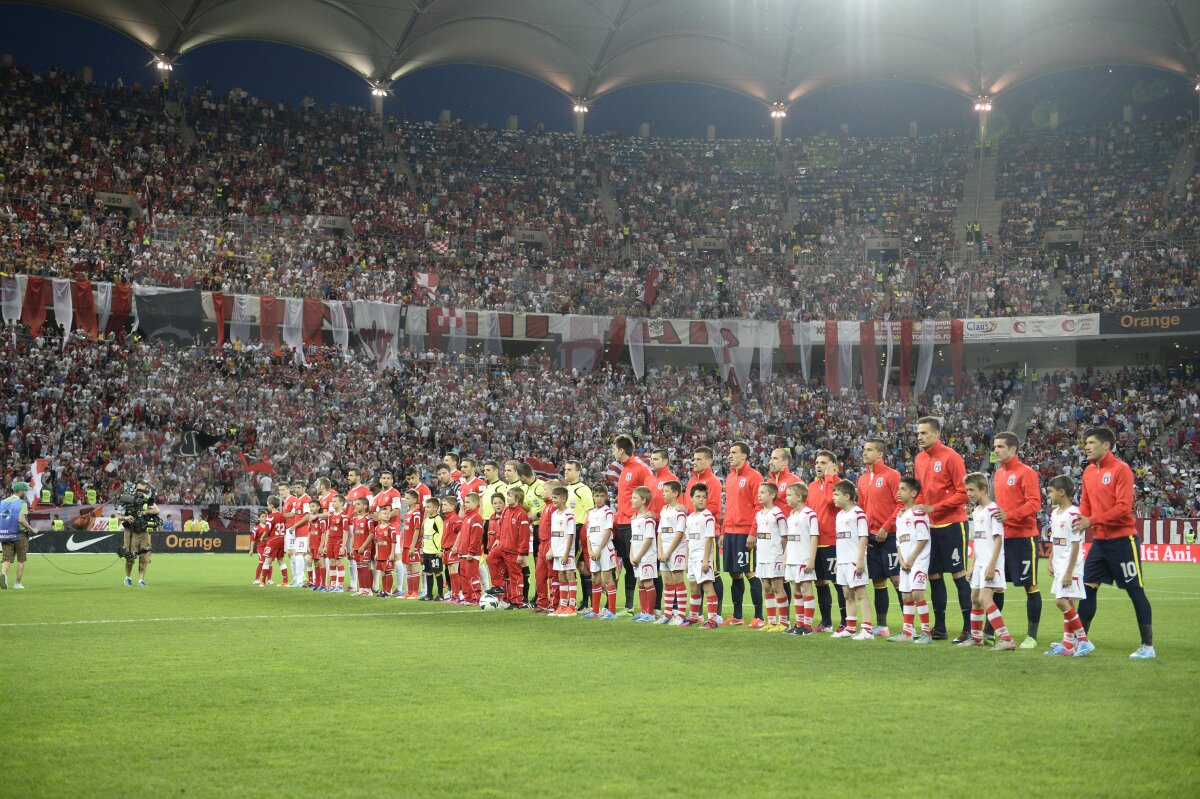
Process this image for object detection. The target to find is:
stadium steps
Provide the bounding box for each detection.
[953,153,1002,254]
[165,101,196,148]
[1164,138,1196,209]
[598,170,620,226]
[393,151,420,190]
[1006,376,1039,442]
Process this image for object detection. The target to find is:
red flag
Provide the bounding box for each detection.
[951,319,964,397]
[523,456,558,480]
[212,291,226,347]
[606,316,626,363]
[22,276,47,336]
[303,298,324,347]
[824,320,839,392]
[899,320,913,400]
[642,268,663,307]
[71,280,97,339]
[259,295,282,354]
[240,452,276,475]
[108,284,132,334]
[778,321,797,373]
[860,321,878,401]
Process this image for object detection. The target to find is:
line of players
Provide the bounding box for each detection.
[248,421,1156,658]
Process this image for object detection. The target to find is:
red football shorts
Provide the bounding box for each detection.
[262,536,285,560]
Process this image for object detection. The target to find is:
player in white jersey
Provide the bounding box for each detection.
[783,483,819,636]
[684,484,720,629]
[965,473,1016,650]
[629,487,659,622]
[832,481,874,640]
[1045,475,1093,657]
[656,481,690,626]
[581,484,619,620]
[888,476,933,644]
[753,483,789,631]
[547,486,577,616]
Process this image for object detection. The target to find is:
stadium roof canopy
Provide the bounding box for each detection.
[19,0,1200,103]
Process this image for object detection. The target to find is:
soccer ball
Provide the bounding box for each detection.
[479,594,500,611]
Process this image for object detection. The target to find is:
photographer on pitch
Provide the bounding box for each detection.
[118,481,161,587]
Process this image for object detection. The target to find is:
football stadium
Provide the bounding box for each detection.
[2,1,1199,796]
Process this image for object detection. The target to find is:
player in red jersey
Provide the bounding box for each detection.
[723,441,763,627]
[348,498,376,597]
[285,481,313,587]
[857,439,903,637]
[251,510,270,585]
[259,496,289,586]
[405,468,432,507]
[991,431,1045,648]
[914,416,971,642]
[809,450,847,632]
[684,445,725,611]
[454,493,485,604]
[1075,426,1155,659]
[372,506,396,597]
[533,480,560,613]
[310,477,335,585]
[398,488,424,598]
[440,496,462,602]
[613,435,656,613]
[457,458,486,507]
[344,468,372,592]
[442,452,464,482]
[322,495,349,591]
[485,487,531,608]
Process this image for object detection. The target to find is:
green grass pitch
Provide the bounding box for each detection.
[2,554,1198,798]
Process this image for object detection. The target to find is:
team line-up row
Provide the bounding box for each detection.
[249,420,1157,660]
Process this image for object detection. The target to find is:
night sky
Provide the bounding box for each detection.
[1,4,1194,139]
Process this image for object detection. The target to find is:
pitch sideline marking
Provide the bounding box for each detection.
[0,609,477,628]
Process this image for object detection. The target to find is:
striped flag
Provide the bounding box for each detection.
[523,457,558,480]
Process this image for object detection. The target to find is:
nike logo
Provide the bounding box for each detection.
[66,533,114,552]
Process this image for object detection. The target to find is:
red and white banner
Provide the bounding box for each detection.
[1136,517,1199,544]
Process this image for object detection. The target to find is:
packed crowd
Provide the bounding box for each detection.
[4,64,1199,322]
[1022,366,1200,518]
[3,324,1017,507]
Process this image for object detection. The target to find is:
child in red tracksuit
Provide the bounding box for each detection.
[485,487,530,608]
[440,497,462,603]
[534,481,561,613]
[454,493,486,604]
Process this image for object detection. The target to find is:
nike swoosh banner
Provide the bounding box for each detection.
[133,287,205,343]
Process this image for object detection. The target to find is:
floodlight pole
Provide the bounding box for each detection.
[770,102,788,143]
[573,100,589,138]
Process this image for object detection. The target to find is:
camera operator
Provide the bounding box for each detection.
[119,481,161,587]
[1,481,33,590]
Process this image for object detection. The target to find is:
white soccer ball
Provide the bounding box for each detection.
[479,594,500,611]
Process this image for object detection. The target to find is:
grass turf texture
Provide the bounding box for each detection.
[2,555,1197,798]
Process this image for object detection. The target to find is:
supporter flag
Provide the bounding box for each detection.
[860,321,878,401]
[354,300,403,366]
[133,286,205,343]
[757,320,776,383]
[605,454,651,485]
[796,320,813,382]
[103,284,133,336]
[51,278,72,348]
[642,268,663,308]
[175,430,220,457]
[21,276,48,337]
[328,300,351,355]
[838,320,855,394]
[28,458,49,508]
[523,457,558,480]
[480,309,503,356]
[1,276,21,333]
[899,320,913,399]
[259,295,283,354]
[706,319,755,390]
[428,307,467,353]
[629,318,646,379]
[950,319,964,396]
[552,315,609,372]
[430,240,450,257]
[824,321,839,392]
[915,320,936,397]
[414,271,439,300]
[881,317,895,401]
[230,295,259,347]
[240,452,276,475]
[71,280,98,339]
[605,316,626,364]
